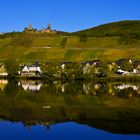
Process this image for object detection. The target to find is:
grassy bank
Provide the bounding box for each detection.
[1,75,140,82]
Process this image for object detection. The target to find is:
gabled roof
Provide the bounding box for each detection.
[133,60,140,68]
[85,60,101,67]
[60,61,73,65]
[115,59,131,66]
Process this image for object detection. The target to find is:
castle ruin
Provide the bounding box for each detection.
[24,24,56,34]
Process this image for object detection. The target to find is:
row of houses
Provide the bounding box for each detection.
[1,59,140,76]
[0,62,42,76]
[114,59,140,75]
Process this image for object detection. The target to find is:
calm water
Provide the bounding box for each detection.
[0,80,140,140]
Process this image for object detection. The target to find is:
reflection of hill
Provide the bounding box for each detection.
[0,90,140,134]
[77,111,140,134]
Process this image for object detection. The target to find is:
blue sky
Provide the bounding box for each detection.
[0,0,140,32]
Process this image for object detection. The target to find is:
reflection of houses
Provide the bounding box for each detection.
[115,84,139,91]
[114,84,140,97]
[83,82,102,95]
[0,80,8,91]
[18,81,42,91]
[0,65,8,76]
[83,83,92,94]
[20,62,42,76]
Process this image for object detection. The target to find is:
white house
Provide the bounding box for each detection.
[20,62,42,76]
[0,65,8,76]
[83,60,100,74]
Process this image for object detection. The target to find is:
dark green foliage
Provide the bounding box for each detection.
[98,62,109,77]
[73,20,140,37]
[42,62,61,78]
[63,63,83,80]
[60,37,67,48]
[119,32,139,45]
[120,61,134,72]
[0,32,22,39]
[5,59,19,77]
[4,80,19,96]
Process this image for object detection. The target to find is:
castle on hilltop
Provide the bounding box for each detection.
[24,24,57,34]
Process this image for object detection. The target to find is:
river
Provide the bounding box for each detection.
[0,80,140,140]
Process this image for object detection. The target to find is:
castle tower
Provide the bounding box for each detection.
[47,24,51,30]
[28,24,33,30]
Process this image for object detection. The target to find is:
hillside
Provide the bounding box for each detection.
[0,20,140,62]
[73,20,140,37]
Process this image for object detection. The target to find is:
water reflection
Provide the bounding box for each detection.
[0,79,140,137]
[0,80,140,98]
[0,79,140,98]
[0,121,140,140]
[0,80,8,91]
[18,80,42,91]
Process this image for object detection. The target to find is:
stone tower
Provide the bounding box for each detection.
[28,24,33,30]
[47,24,51,30]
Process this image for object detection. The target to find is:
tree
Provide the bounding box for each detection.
[42,62,61,78]
[119,32,138,45]
[98,61,109,77]
[121,62,134,72]
[5,59,19,77]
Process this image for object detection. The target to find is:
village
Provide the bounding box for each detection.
[0,59,140,78]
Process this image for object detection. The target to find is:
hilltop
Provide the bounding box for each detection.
[0,20,140,62]
[73,20,140,37]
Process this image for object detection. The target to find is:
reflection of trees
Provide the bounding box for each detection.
[18,80,140,97]
[2,79,140,98]
[4,80,19,96]
[1,80,140,134]
[114,84,140,98]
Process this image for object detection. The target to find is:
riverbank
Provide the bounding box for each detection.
[1,75,140,82]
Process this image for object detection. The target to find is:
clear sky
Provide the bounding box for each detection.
[0,0,140,32]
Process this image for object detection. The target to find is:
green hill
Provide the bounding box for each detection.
[73,20,140,37]
[0,20,140,62]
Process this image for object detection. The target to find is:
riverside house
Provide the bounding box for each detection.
[0,65,8,76]
[83,60,100,74]
[20,62,42,76]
